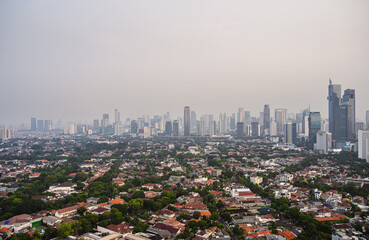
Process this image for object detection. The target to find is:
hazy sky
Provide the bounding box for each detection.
[1,0,368,125]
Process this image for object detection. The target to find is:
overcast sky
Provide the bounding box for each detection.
[0,0,368,125]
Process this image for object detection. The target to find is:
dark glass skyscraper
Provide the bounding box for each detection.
[342,89,355,140]
[328,79,341,139]
[309,112,321,143]
[328,80,356,141]
[184,106,190,136]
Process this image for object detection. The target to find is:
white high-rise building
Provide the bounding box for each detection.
[219,112,227,134]
[314,131,332,154]
[270,120,277,136]
[358,130,369,162]
[114,122,124,135]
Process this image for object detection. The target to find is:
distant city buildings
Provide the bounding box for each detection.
[328,79,356,143]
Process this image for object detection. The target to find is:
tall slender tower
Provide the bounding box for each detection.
[342,89,355,140]
[263,104,270,132]
[184,106,190,136]
[328,79,341,139]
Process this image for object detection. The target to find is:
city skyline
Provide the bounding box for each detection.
[1,1,369,124]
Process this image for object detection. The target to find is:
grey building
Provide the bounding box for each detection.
[263,104,270,133]
[31,117,37,131]
[251,122,259,137]
[309,112,321,143]
[236,122,244,138]
[184,106,190,136]
[165,121,172,136]
[172,120,179,136]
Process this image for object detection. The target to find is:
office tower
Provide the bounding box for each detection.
[259,112,264,130]
[196,120,201,136]
[209,120,216,136]
[328,79,341,139]
[31,118,37,131]
[342,89,355,140]
[173,120,179,136]
[263,104,270,133]
[296,113,303,133]
[302,109,310,137]
[200,114,213,135]
[237,122,244,138]
[165,121,172,136]
[251,122,259,137]
[93,119,99,132]
[321,119,329,133]
[44,120,53,131]
[358,131,369,162]
[284,122,297,145]
[308,112,321,143]
[328,80,356,141]
[114,122,123,135]
[191,111,196,129]
[244,111,251,126]
[37,120,44,131]
[184,106,190,136]
[367,111,369,130]
[314,131,332,154]
[230,113,236,130]
[270,120,277,136]
[275,109,285,135]
[237,108,244,123]
[114,109,121,123]
[131,120,138,133]
[219,112,227,134]
[102,114,109,127]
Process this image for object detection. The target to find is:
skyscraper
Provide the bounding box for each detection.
[45,120,53,131]
[284,122,297,145]
[37,120,44,131]
[275,109,285,135]
[237,122,244,138]
[191,111,196,129]
[263,104,270,133]
[302,108,310,137]
[342,89,355,140]
[251,122,259,137]
[237,108,244,123]
[230,113,236,130]
[314,131,332,154]
[31,118,37,131]
[366,111,369,130]
[165,121,172,136]
[358,130,369,162]
[219,112,227,134]
[115,109,121,123]
[328,80,356,142]
[173,120,179,136]
[184,106,190,136]
[308,112,321,143]
[131,120,138,134]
